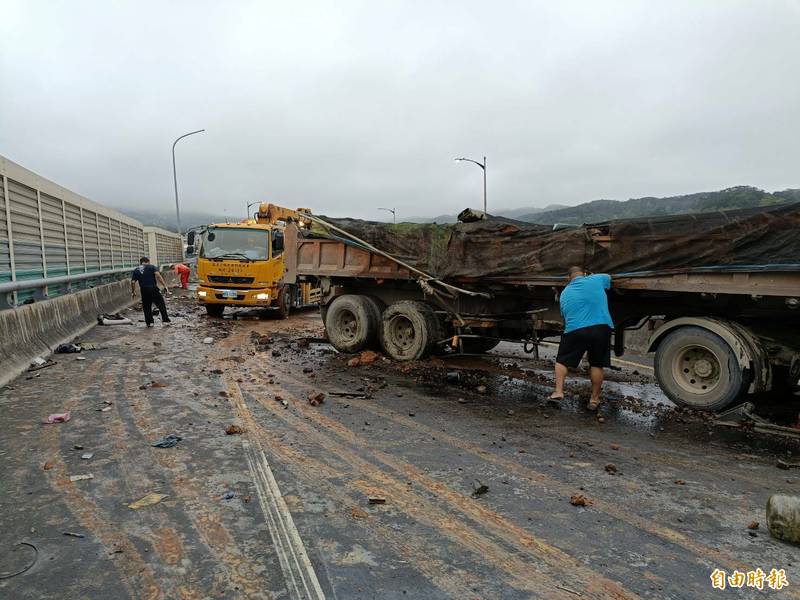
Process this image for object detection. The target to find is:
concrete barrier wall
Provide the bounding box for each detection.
[0,270,180,388]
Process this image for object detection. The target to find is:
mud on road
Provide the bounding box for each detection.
[1,291,798,599]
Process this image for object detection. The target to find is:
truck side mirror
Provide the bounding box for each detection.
[186,245,195,255]
[187,231,196,245]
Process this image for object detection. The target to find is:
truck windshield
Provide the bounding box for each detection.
[201,228,269,260]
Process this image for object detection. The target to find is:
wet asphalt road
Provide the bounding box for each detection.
[1,292,799,599]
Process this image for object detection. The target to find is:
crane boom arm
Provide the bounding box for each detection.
[255,202,311,225]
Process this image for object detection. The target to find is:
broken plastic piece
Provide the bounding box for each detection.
[44,412,71,424]
[69,473,94,482]
[151,434,182,448]
[128,492,168,509]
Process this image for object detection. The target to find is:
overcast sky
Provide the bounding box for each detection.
[1,1,799,220]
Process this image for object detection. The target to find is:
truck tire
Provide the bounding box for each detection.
[325,294,381,353]
[459,338,500,354]
[206,304,224,318]
[381,300,440,361]
[277,285,293,319]
[654,326,747,411]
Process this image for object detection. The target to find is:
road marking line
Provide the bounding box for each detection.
[232,383,326,600]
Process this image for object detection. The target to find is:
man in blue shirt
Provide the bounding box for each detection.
[131,257,172,327]
[550,266,614,410]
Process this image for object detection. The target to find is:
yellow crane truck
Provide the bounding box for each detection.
[188,203,319,318]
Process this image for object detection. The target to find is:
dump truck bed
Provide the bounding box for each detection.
[285,224,800,298]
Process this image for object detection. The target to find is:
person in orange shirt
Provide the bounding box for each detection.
[173,263,191,289]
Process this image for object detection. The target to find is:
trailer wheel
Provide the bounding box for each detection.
[459,338,500,354]
[205,304,224,318]
[381,301,439,361]
[325,295,381,353]
[654,326,747,411]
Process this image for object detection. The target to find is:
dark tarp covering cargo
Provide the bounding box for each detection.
[315,202,800,281]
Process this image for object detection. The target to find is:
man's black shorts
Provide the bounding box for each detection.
[556,324,612,368]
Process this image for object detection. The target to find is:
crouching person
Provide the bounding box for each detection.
[550,266,614,410]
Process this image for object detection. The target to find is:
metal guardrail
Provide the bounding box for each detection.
[0,268,132,294]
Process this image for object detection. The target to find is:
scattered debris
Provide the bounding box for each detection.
[43,412,71,424]
[446,371,461,383]
[777,459,800,470]
[747,521,759,530]
[27,359,56,373]
[203,337,214,344]
[218,391,229,398]
[225,424,245,435]
[69,474,94,482]
[222,491,235,500]
[604,463,618,475]
[30,356,47,366]
[139,381,167,390]
[570,494,592,506]
[610,444,620,451]
[302,367,313,374]
[555,584,582,597]
[476,385,487,394]
[674,480,686,485]
[128,492,168,509]
[56,343,82,354]
[766,494,800,543]
[244,495,252,503]
[75,356,87,361]
[80,453,94,460]
[308,391,325,406]
[42,460,55,470]
[98,313,132,326]
[274,395,289,408]
[62,532,85,538]
[367,496,387,505]
[471,481,489,499]
[347,350,381,367]
[329,391,370,399]
[151,434,182,448]
[0,542,38,580]
[97,405,112,412]
[80,342,98,350]
[350,507,368,519]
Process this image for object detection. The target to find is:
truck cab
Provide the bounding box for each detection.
[193,203,316,318]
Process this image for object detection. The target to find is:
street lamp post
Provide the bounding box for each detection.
[377,207,396,224]
[172,129,205,237]
[454,155,487,214]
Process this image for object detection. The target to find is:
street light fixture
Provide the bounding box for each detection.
[378,207,396,224]
[454,155,487,214]
[172,129,205,238]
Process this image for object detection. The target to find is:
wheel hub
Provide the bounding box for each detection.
[390,316,415,350]
[335,310,357,341]
[673,345,721,394]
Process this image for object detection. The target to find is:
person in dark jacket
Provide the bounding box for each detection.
[131,257,171,327]
[550,266,614,410]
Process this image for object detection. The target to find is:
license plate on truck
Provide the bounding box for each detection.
[222,290,238,299]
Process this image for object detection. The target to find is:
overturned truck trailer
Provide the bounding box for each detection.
[284,203,800,411]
